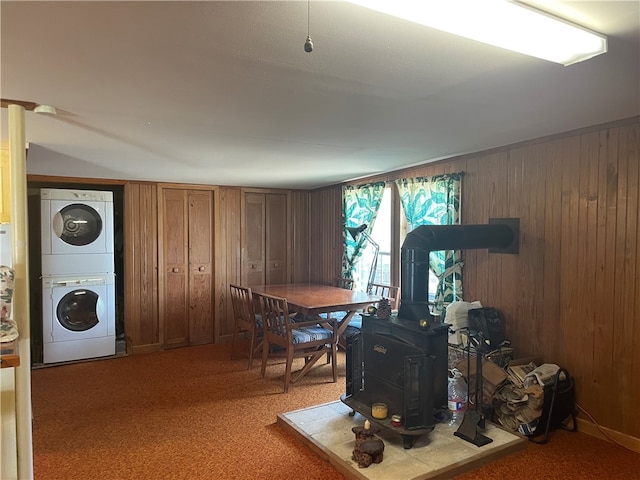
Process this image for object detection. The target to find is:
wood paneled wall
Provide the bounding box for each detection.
[308,188,343,284]
[308,117,640,441]
[123,183,159,354]
[290,190,311,283]
[216,186,242,341]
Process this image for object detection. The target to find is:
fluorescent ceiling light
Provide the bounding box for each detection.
[347,0,607,66]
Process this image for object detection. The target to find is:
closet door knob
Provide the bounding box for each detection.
[172,267,179,273]
[199,266,205,272]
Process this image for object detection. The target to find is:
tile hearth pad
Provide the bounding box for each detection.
[277,401,526,480]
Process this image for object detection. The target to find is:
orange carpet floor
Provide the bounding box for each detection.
[31,343,639,479]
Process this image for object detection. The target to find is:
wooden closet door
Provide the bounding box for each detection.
[242,190,289,286]
[188,190,213,345]
[244,192,266,286]
[162,189,189,348]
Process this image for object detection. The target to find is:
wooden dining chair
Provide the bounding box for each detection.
[316,277,354,322]
[368,282,400,310]
[339,282,400,350]
[256,292,337,393]
[334,277,354,290]
[229,284,262,369]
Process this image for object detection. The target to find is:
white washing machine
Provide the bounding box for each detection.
[42,274,116,364]
[41,188,114,275]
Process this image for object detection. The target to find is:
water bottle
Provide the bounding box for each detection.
[448,368,467,425]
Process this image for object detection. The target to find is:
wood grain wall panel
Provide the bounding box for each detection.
[613,125,638,434]
[123,182,159,354]
[467,159,490,302]
[459,157,479,302]
[541,140,564,366]
[574,132,601,420]
[592,130,614,425]
[557,137,582,379]
[475,152,510,309]
[628,124,640,436]
[216,187,242,341]
[308,188,342,284]
[314,117,639,439]
[290,190,310,283]
[516,144,545,357]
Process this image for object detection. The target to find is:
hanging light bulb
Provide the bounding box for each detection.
[304,35,313,53]
[304,0,313,52]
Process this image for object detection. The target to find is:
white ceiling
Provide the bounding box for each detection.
[1,1,639,189]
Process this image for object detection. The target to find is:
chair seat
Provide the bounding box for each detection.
[347,316,362,329]
[291,325,333,345]
[343,325,361,339]
[318,311,348,320]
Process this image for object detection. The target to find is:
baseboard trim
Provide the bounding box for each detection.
[129,344,161,355]
[577,418,640,454]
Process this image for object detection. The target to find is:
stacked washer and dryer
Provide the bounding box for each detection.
[41,188,116,364]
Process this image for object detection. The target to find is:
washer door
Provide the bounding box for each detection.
[57,289,100,331]
[53,203,103,247]
[49,284,109,341]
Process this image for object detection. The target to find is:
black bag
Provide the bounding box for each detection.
[467,308,507,351]
[529,367,577,444]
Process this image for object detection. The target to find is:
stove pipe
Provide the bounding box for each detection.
[398,222,518,323]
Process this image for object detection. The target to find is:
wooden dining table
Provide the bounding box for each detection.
[250,283,381,337]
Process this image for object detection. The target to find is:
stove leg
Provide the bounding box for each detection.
[402,435,415,449]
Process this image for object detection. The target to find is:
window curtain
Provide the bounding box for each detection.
[341,182,386,286]
[395,173,463,313]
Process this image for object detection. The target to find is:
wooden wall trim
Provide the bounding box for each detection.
[157,182,219,191]
[577,418,640,454]
[27,174,128,185]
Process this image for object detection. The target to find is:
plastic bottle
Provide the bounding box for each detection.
[447,368,468,426]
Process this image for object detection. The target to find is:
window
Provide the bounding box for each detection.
[353,187,392,290]
[354,184,452,302]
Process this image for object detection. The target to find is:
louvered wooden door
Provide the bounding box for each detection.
[242,191,289,286]
[161,188,214,348]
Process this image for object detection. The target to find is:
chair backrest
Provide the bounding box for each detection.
[334,277,354,290]
[229,284,256,329]
[368,283,400,310]
[255,293,291,340]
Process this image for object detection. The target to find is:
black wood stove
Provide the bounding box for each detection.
[341,221,520,448]
[342,315,449,448]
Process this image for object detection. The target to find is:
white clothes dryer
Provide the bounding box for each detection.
[42,274,116,364]
[41,188,114,275]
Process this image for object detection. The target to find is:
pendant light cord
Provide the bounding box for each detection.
[304,0,313,52]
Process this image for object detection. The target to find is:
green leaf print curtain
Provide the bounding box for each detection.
[395,173,463,313]
[341,182,386,286]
